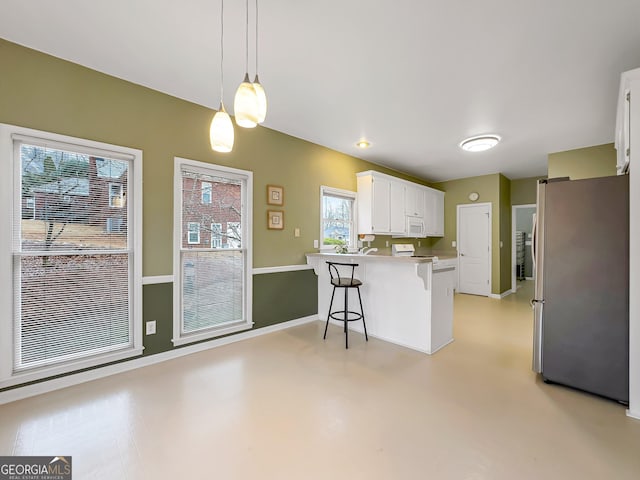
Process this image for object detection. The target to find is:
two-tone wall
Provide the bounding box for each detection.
[0,39,431,391]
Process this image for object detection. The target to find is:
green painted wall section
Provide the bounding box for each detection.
[511,176,545,205]
[0,39,430,275]
[142,283,174,356]
[432,174,502,295]
[548,143,616,180]
[253,270,318,327]
[499,174,512,294]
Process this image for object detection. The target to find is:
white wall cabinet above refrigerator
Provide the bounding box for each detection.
[357,171,444,237]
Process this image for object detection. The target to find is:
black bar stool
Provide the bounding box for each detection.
[324,261,368,349]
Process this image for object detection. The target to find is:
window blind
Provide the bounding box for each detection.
[13,142,132,372]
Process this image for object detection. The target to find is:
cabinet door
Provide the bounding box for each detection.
[372,177,390,233]
[389,180,406,234]
[405,185,425,218]
[433,190,444,236]
[424,188,436,234]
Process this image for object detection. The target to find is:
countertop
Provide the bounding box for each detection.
[306,251,457,264]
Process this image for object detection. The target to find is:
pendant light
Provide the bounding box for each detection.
[252,0,267,123]
[234,0,259,128]
[210,0,234,153]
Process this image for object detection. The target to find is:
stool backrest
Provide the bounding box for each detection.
[327,261,359,286]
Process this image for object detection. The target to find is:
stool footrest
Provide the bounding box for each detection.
[329,310,363,322]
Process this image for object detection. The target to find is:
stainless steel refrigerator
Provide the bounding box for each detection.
[532,175,629,403]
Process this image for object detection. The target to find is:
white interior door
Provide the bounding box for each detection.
[457,203,491,296]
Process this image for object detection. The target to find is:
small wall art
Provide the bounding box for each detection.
[267,185,284,206]
[267,210,284,230]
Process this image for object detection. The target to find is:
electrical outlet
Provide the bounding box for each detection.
[452,241,457,248]
[500,241,504,248]
[385,240,390,247]
[146,320,156,335]
[418,240,421,247]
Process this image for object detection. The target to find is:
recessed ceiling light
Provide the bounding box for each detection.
[459,134,501,152]
[356,139,371,149]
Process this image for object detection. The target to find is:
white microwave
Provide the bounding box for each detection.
[406,216,425,237]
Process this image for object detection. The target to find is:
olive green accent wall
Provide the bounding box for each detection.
[0,39,430,275]
[432,174,503,294]
[547,143,616,180]
[499,174,512,294]
[511,176,545,205]
[253,270,317,327]
[142,283,174,356]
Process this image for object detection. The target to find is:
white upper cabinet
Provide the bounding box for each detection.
[424,188,444,237]
[357,172,406,235]
[405,185,425,218]
[357,171,443,237]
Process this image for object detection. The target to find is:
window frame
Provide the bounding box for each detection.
[0,124,143,388]
[201,181,212,204]
[319,185,357,252]
[211,222,222,248]
[172,157,253,346]
[109,182,124,208]
[187,222,200,245]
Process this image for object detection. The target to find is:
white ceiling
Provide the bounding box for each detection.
[2,0,639,182]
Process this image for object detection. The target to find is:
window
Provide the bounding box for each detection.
[173,157,253,346]
[201,181,212,204]
[320,186,357,250]
[0,124,142,388]
[187,222,200,245]
[109,182,125,208]
[211,223,222,248]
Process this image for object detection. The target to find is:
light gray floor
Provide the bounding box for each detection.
[1,281,639,479]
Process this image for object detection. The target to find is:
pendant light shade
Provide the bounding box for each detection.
[234,73,259,128]
[252,75,267,124]
[234,0,259,128]
[210,102,234,153]
[210,0,234,152]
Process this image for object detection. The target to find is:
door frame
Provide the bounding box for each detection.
[511,204,536,292]
[456,202,492,296]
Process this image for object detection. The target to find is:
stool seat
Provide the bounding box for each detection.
[324,261,368,349]
[330,277,363,287]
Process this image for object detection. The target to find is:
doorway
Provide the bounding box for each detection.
[511,204,536,292]
[457,203,491,296]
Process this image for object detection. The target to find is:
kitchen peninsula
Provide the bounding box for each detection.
[306,252,455,354]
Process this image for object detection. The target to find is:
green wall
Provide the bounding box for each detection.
[499,174,512,294]
[432,174,506,295]
[511,176,545,205]
[548,143,616,180]
[0,39,428,274]
[0,38,435,390]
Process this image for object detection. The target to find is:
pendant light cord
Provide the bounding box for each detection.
[245,0,249,73]
[220,0,225,102]
[255,0,259,75]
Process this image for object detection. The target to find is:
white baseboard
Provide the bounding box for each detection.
[627,409,640,421]
[489,290,513,299]
[0,314,318,405]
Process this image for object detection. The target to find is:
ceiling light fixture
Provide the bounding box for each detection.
[356,140,371,149]
[210,0,234,153]
[252,0,267,123]
[234,0,259,128]
[460,134,501,152]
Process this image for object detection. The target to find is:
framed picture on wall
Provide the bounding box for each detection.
[267,185,284,206]
[267,210,284,230]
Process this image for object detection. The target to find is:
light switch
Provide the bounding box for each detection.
[452,241,457,248]
[313,239,319,249]
[294,228,300,237]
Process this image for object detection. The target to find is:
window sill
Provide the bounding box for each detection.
[172,321,254,347]
[0,346,144,389]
